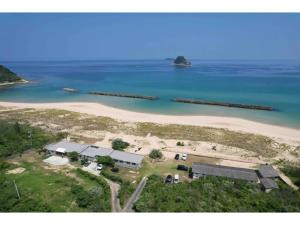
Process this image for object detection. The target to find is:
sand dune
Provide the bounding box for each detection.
[1,101,300,144]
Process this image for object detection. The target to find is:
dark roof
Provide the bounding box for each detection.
[258,165,279,178]
[80,146,114,158]
[44,141,89,153]
[192,163,259,182]
[260,178,279,189]
[110,151,144,164]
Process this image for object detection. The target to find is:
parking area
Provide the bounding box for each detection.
[82,162,100,176]
[43,156,69,166]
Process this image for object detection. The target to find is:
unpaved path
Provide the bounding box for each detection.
[104,178,122,212]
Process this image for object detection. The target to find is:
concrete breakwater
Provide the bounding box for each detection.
[88,91,158,100]
[173,98,274,111]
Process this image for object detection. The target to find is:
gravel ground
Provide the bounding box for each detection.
[43,155,69,166]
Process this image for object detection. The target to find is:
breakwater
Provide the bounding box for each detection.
[88,91,158,100]
[173,98,274,111]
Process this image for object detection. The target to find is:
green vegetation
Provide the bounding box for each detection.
[0,157,111,212]
[101,169,135,207]
[0,120,63,157]
[149,149,163,159]
[281,164,300,187]
[112,138,129,151]
[0,65,22,83]
[97,155,115,167]
[68,151,79,161]
[176,141,185,146]
[134,175,300,212]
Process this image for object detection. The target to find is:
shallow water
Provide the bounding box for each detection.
[1,59,300,128]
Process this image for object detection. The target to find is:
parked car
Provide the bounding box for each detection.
[165,174,173,184]
[181,153,188,161]
[111,167,119,173]
[97,163,103,171]
[174,154,180,160]
[84,161,91,167]
[174,174,179,184]
[177,164,189,171]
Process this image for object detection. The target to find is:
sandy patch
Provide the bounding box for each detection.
[43,156,69,166]
[6,167,26,174]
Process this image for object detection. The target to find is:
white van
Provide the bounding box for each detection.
[174,174,179,184]
[181,153,187,161]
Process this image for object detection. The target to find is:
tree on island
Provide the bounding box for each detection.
[173,56,191,66]
[0,65,22,83]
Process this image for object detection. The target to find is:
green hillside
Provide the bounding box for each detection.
[0,65,22,83]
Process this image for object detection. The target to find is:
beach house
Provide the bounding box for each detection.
[44,141,144,169]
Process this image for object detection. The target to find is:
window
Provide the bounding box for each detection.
[132,163,136,165]
[126,162,131,164]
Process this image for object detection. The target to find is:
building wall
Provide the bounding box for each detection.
[114,159,141,169]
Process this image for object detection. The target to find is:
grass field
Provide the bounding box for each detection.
[1,151,111,212]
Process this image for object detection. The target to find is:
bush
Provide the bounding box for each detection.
[68,151,79,161]
[96,156,115,167]
[0,120,62,157]
[112,138,129,151]
[149,149,163,159]
[75,169,111,212]
[176,141,184,146]
[101,170,123,183]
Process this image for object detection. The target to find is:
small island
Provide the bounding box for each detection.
[0,65,27,86]
[173,56,191,67]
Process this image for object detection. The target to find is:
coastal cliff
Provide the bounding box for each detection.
[0,65,27,85]
[173,56,191,67]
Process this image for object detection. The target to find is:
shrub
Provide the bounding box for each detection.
[149,149,163,159]
[68,151,79,161]
[96,156,115,167]
[112,138,129,151]
[176,141,184,146]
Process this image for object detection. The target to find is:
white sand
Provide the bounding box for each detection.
[1,101,300,144]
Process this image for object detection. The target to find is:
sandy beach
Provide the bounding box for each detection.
[1,101,300,144]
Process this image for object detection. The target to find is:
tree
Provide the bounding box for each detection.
[149,149,163,159]
[68,151,79,161]
[112,138,129,151]
[96,156,115,167]
[176,141,184,146]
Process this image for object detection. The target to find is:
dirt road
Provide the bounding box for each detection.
[103,178,122,212]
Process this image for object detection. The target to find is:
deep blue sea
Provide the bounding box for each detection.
[1,60,300,128]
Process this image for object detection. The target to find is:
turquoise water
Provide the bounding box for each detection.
[1,60,300,128]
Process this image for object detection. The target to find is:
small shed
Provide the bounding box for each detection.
[260,178,279,192]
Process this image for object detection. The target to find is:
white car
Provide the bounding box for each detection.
[97,163,103,171]
[174,174,179,184]
[181,153,187,161]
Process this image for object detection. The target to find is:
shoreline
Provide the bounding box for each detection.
[0,79,29,87]
[0,101,300,143]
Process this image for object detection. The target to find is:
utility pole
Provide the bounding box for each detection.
[13,180,21,200]
[28,130,32,147]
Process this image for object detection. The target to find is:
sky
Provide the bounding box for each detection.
[0,13,300,61]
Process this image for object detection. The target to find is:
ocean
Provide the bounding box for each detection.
[1,60,300,128]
